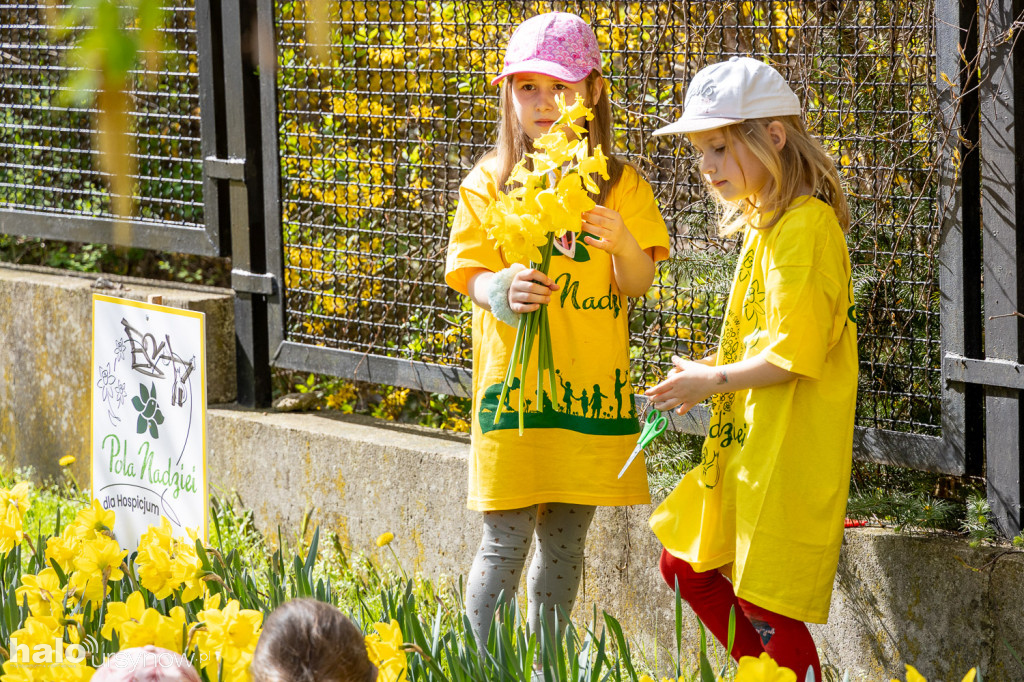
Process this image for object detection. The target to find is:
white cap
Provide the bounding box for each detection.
[652,57,801,136]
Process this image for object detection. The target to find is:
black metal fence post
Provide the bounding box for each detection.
[219,0,272,407]
[936,0,984,475]
[980,0,1024,536]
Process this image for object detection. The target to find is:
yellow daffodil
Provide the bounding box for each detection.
[174,540,208,604]
[45,526,81,576]
[138,543,179,599]
[59,455,76,467]
[365,619,408,682]
[137,518,181,599]
[891,665,977,682]
[0,503,25,556]
[74,533,127,581]
[0,661,40,682]
[734,653,797,682]
[47,661,95,682]
[555,173,596,225]
[69,498,116,539]
[509,160,546,191]
[534,130,581,166]
[577,144,610,193]
[15,568,66,618]
[71,534,128,604]
[102,590,147,640]
[376,531,395,547]
[555,93,594,136]
[485,198,548,264]
[119,607,173,650]
[528,153,559,176]
[893,665,925,682]
[0,481,32,515]
[194,597,263,677]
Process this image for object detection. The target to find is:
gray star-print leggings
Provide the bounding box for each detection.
[465,503,596,648]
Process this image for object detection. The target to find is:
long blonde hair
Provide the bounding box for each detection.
[709,116,850,236]
[493,70,625,206]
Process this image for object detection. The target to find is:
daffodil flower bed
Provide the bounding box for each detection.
[0,476,989,682]
[484,94,609,435]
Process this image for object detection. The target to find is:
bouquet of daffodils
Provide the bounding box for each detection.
[484,94,609,434]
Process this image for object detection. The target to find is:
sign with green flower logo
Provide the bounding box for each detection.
[91,294,207,550]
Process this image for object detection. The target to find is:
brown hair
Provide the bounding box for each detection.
[250,598,374,682]
[707,116,850,236]
[493,70,625,206]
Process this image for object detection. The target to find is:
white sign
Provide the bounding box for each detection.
[91,294,207,548]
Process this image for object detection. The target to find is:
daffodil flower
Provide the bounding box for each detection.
[0,481,32,514]
[366,619,408,682]
[481,99,605,434]
[534,130,580,165]
[578,144,610,193]
[69,497,116,539]
[734,653,798,682]
[552,93,593,136]
[891,665,978,682]
[15,568,66,618]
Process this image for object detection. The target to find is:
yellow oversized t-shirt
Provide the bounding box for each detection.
[445,156,670,511]
[649,197,858,624]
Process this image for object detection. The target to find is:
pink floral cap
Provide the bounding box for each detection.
[92,646,202,682]
[491,12,602,86]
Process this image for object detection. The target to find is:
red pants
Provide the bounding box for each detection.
[659,550,821,682]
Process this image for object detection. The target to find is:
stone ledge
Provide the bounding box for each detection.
[208,406,1024,680]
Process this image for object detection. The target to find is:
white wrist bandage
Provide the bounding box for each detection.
[487,263,525,327]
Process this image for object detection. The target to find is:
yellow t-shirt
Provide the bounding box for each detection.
[445,156,670,511]
[648,197,858,624]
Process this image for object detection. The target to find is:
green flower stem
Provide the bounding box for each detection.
[494,307,528,426]
[492,234,557,435]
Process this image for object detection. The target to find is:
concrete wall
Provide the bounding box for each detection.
[3,265,1023,680]
[207,407,1024,681]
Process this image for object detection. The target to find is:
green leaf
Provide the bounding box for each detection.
[698,621,716,682]
[132,396,144,411]
[602,613,635,680]
[140,383,149,401]
[148,421,158,439]
[136,414,147,434]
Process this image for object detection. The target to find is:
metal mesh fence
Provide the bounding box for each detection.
[0,1,204,227]
[273,0,941,435]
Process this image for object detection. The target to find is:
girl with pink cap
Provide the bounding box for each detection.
[445,12,669,652]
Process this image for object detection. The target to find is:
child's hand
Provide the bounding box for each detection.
[508,268,559,314]
[582,206,639,256]
[645,355,720,415]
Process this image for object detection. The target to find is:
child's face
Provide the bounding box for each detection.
[510,72,591,140]
[690,127,771,206]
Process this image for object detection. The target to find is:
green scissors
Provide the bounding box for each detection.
[617,408,668,478]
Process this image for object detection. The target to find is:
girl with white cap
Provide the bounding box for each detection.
[645,57,858,681]
[444,11,669,650]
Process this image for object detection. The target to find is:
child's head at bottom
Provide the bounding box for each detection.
[250,598,376,682]
[654,57,849,234]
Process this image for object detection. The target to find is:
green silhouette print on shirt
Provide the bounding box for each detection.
[478,369,639,436]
